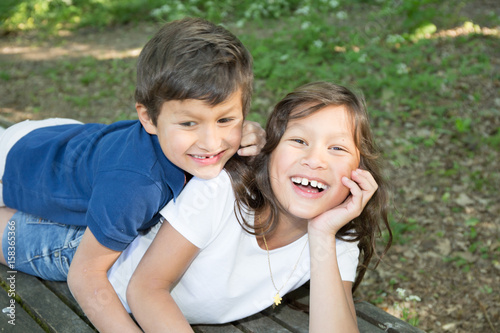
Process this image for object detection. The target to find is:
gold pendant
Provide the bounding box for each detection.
[273,292,282,306]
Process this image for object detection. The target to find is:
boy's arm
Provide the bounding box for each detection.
[237,120,266,156]
[67,228,142,333]
[127,221,199,333]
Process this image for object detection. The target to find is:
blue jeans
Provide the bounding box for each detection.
[2,211,86,281]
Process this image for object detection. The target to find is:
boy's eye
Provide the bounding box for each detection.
[218,118,233,124]
[180,121,196,127]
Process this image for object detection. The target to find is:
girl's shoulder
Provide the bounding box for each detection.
[170,170,234,204]
[158,170,236,248]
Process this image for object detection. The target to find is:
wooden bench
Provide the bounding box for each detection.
[0,265,424,332]
[0,118,423,332]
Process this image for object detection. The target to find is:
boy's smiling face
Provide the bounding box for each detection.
[139,89,244,179]
[269,104,360,220]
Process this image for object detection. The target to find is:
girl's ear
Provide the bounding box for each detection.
[136,103,157,135]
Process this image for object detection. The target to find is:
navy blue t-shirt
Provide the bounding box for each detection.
[3,120,185,251]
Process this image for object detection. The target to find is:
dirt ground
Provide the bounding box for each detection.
[0,7,499,333]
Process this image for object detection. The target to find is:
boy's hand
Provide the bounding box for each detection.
[238,120,266,156]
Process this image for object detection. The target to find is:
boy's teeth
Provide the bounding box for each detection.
[193,154,215,159]
[291,177,326,189]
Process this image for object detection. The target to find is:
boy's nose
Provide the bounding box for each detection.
[301,147,327,170]
[198,125,221,152]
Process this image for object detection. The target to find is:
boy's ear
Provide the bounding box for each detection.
[136,103,157,135]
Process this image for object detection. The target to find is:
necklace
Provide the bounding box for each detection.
[262,234,308,306]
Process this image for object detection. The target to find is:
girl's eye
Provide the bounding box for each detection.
[330,146,346,151]
[180,121,196,127]
[291,138,306,145]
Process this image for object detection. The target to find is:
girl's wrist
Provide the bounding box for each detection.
[307,225,336,248]
[307,221,339,239]
[308,231,337,266]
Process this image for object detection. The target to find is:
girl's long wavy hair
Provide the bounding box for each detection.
[226,81,392,292]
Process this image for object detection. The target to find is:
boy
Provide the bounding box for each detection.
[0,17,261,332]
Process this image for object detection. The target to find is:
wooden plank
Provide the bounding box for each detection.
[235,312,293,332]
[0,116,15,129]
[264,305,309,333]
[357,316,385,332]
[355,301,426,333]
[273,284,388,333]
[265,304,387,333]
[0,266,94,333]
[0,265,423,333]
[42,280,97,331]
[42,281,80,311]
[266,299,391,333]
[0,286,45,332]
[193,324,244,333]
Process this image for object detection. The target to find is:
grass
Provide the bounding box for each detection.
[2,1,497,128]
[1,1,499,329]
[2,0,499,258]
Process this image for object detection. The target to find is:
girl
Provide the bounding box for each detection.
[108,81,392,332]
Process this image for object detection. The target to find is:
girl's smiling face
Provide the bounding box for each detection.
[269,104,360,220]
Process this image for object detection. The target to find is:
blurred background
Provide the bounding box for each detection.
[0,1,498,332]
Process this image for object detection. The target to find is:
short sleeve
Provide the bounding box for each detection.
[160,171,234,249]
[336,239,360,282]
[87,170,164,251]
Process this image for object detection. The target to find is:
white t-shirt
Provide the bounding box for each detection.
[108,171,360,324]
[0,118,82,206]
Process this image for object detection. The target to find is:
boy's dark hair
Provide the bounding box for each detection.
[229,81,392,293]
[135,17,253,125]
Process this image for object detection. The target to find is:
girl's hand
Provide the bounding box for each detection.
[308,169,378,236]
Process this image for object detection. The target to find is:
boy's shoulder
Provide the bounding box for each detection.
[92,120,185,187]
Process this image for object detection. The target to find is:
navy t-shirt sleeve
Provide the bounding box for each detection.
[87,170,165,251]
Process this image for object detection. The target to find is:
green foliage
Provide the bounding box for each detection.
[0,0,21,23]
[385,216,425,245]
[3,1,496,159]
[0,71,10,81]
[486,128,500,150]
[2,2,497,329]
[1,0,341,33]
[1,0,171,33]
[443,255,472,272]
[2,0,81,32]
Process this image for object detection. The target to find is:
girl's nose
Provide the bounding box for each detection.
[300,146,327,170]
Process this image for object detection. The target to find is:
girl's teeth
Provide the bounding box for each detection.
[292,177,326,189]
